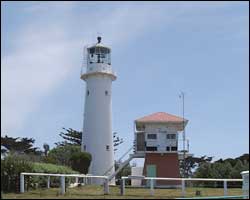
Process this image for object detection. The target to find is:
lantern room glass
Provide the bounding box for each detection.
[87,46,111,65]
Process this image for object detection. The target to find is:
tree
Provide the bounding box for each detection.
[46,145,81,166]
[1,136,19,151]
[43,143,50,156]
[194,162,213,178]
[1,135,41,155]
[236,154,249,165]
[193,153,249,187]
[69,152,92,174]
[232,160,244,177]
[55,128,124,152]
[210,162,232,179]
[179,155,212,177]
[55,128,82,146]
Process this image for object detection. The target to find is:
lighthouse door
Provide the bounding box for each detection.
[146,165,156,187]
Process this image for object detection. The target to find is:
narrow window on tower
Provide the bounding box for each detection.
[87,90,90,96]
[84,145,86,151]
[106,145,110,151]
[105,90,108,96]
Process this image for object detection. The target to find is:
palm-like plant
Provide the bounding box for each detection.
[43,143,50,156]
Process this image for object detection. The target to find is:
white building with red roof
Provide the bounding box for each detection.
[133,112,190,187]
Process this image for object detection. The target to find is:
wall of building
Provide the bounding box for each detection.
[136,123,179,153]
[143,153,181,186]
[131,167,144,186]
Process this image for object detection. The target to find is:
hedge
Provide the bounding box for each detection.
[1,154,78,193]
[29,162,78,189]
[1,154,32,193]
[32,162,78,174]
[70,151,92,174]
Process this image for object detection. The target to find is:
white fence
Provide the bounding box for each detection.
[120,176,244,197]
[19,172,249,198]
[20,173,110,195]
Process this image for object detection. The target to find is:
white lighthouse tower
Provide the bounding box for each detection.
[81,37,116,185]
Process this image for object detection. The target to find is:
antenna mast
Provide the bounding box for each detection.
[179,91,186,177]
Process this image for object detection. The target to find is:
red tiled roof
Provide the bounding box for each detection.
[135,112,187,123]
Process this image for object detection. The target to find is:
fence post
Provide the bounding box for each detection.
[47,176,50,189]
[75,177,79,185]
[224,180,227,196]
[182,179,186,197]
[20,173,24,193]
[60,176,65,195]
[120,178,125,195]
[150,179,154,196]
[104,178,109,195]
[241,171,249,199]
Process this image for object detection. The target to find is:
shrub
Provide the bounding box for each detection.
[46,145,81,166]
[1,154,78,193]
[1,153,32,193]
[115,163,131,185]
[29,162,78,188]
[32,162,77,174]
[69,152,92,174]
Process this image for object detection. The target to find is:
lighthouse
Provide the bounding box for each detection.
[81,37,116,185]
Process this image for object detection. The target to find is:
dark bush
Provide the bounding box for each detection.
[46,145,81,166]
[69,152,92,174]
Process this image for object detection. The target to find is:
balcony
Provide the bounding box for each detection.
[80,63,116,81]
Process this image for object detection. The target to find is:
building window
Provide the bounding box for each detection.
[171,146,178,151]
[105,90,108,96]
[106,145,110,151]
[166,146,170,151]
[147,134,157,139]
[84,145,86,151]
[167,134,176,139]
[87,90,90,96]
[146,146,157,151]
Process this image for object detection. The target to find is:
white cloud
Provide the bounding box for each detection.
[1,32,77,134]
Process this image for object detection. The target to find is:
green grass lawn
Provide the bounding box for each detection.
[2,186,244,199]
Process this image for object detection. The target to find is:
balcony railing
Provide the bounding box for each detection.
[81,64,116,76]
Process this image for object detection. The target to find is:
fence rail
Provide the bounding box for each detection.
[120,176,244,197]
[19,172,248,198]
[20,173,109,195]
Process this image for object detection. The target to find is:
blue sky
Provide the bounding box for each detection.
[1,1,249,165]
